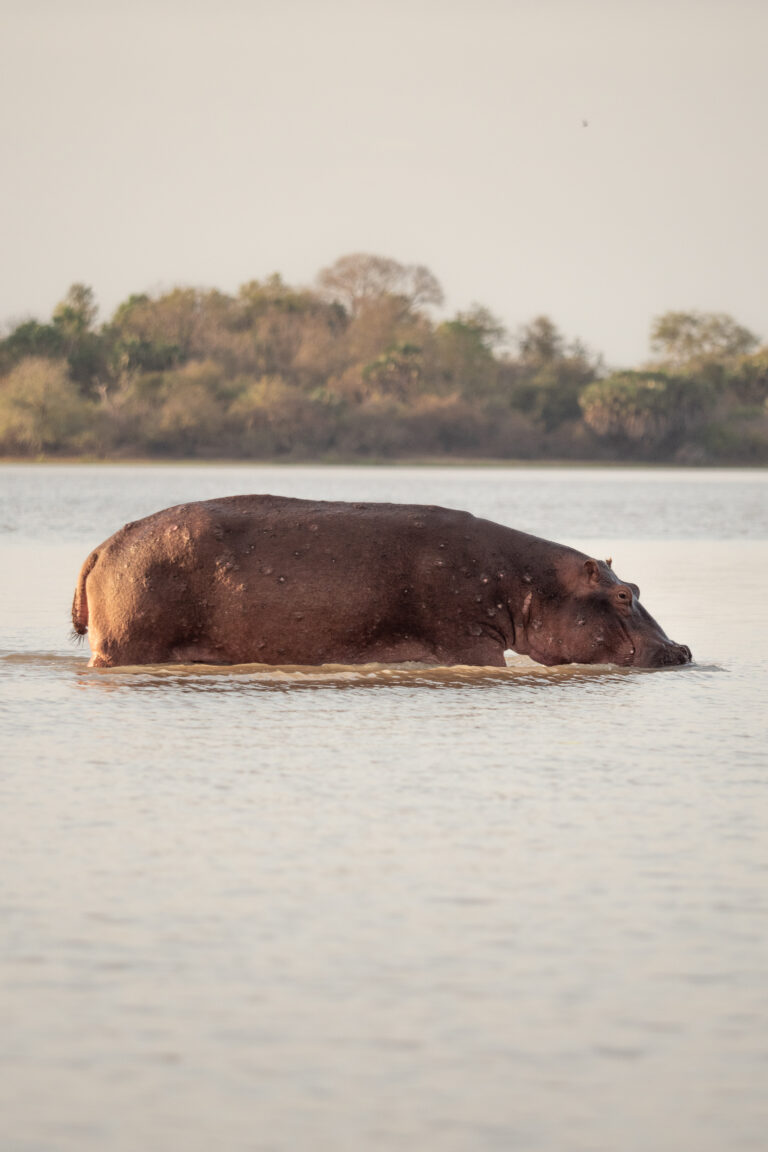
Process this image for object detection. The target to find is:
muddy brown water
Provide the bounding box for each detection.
[1,465,767,1152]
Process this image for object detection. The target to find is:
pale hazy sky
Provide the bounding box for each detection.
[2,0,766,366]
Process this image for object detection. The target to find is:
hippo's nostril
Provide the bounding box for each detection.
[678,644,692,664]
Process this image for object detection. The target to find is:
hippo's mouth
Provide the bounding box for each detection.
[610,640,692,669]
[629,640,692,668]
[612,625,691,669]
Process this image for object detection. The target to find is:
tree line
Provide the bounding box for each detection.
[1,253,766,462]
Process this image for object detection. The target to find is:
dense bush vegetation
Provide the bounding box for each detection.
[1,255,765,462]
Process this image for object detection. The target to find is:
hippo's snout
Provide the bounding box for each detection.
[653,642,692,667]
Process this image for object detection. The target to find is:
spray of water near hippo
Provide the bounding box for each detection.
[72,496,692,670]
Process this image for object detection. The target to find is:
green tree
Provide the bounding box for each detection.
[517,314,565,367]
[49,284,112,396]
[431,306,504,399]
[579,370,715,448]
[228,375,330,455]
[524,357,597,430]
[52,284,98,340]
[125,360,236,455]
[507,316,599,429]
[110,288,207,362]
[650,311,759,367]
[0,357,92,453]
[0,320,64,373]
[724,346,768,406]
[362,343,424,402]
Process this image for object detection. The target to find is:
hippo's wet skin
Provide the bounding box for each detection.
[72,496,692,669]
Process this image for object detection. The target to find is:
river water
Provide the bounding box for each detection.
[1,464,767,1152]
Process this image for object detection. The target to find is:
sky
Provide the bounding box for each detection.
[2,0,766,367]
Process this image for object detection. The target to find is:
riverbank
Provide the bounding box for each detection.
[1,453,766,469]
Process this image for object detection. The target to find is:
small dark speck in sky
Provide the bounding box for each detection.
[582,119,589,127]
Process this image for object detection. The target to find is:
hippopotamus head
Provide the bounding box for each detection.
[519,555,692,668]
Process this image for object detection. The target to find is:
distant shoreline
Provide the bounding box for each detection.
[3,280,766,467]
[1,455,765,470]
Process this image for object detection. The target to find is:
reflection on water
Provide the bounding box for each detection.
[2,648,707,696]
[83,664,642,697]
[1,466,767,1152]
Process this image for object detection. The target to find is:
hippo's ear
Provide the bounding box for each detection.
[583,559,602,585]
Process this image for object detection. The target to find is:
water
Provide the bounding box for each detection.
[1,464,767,1152]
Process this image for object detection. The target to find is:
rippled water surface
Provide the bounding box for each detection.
[1,465,767,1152]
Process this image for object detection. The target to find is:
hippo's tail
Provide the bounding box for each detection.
[71,551,99,640]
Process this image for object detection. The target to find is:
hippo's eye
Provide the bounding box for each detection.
[616,588,631,603]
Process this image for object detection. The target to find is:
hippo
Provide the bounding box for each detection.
[71,495,692,669]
